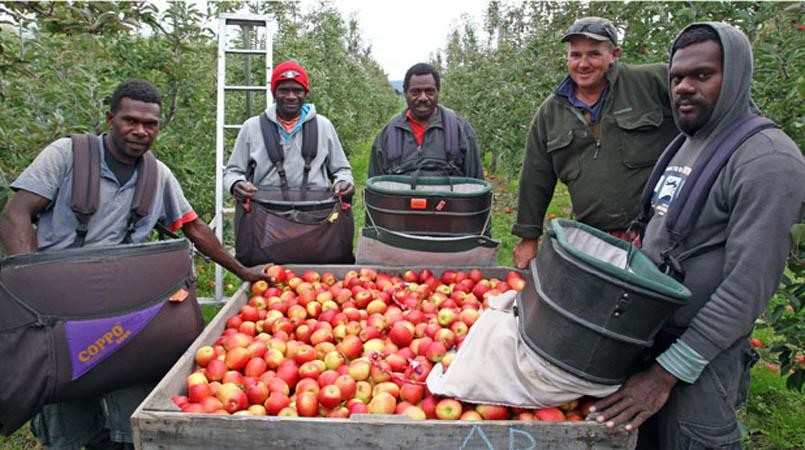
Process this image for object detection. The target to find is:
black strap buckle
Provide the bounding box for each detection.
[660,250,685,282]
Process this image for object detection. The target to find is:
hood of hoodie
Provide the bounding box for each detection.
[670,22,754,141]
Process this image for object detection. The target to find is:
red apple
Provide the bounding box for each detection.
[296,391,319,417]
[225,347,250,371]
[535,407,566,422]
[476,404,510,420]
[388,322,414,347]
[334,374,357,400]
[368,392,397,414]
[318,384,343,409]
[187,382,213,404]
[399,383,425,405]
[245,381,269,405]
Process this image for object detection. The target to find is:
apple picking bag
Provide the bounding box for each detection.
[358,175,500,266]
[427,220,690,406]
[0,239,203,436]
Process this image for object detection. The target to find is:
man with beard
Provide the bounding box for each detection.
[0,79,267,449]
[224,60,354,202]
[591,23,805,449]
[512,17,679,269]
[368,63,483,179]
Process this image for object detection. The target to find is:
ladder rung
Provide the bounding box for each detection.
[223,125,242,130]
[225,18,269,27]
[225,49,269,55]
[223,207,235,214]
[224,86,268,91]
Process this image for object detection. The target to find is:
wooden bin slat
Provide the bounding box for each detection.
[132,265,636,450]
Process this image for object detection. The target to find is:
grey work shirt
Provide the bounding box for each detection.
[11,136,196,251]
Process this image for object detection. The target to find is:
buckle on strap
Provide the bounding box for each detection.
[659,250,685,282]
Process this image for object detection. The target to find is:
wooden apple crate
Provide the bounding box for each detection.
[131,265,637,450]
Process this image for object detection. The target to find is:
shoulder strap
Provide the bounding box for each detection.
[384,108,462,173]
[259,112,288,192]
[666,113,777,241]
[440,106,460,162]
[630,133,687,236]
[121,151,158,244]
[69,134,101,248]
[300,117,318,193]
[658,113,778,279]
[386,120,405,164]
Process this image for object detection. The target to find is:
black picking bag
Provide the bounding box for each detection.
[234,188,355,267]
[0,239,203,436]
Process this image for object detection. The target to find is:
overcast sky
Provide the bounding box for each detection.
[330,0,489,80]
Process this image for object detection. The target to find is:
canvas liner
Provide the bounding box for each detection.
[234,188,355,266]
[427,291,620,408]
[0,239,203,436]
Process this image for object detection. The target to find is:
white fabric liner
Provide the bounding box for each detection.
[427,290,619,407]
[564,227,633,272]
[372,180,486,194]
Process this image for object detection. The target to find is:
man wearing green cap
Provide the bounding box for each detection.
[512,17,679,268]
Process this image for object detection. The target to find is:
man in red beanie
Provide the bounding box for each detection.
[224,60,354,200]
[223,61,355,266]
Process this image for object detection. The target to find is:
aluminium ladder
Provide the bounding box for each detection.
[205,13,274,304]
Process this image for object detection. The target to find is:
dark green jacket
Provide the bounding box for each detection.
[368,106,484,179]
[513,62,679,239]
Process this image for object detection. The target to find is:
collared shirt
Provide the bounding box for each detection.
[11,135,197,251]
[405,109,427,145]
[554,73,611,124]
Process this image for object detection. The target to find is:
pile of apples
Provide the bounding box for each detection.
[174,266,592,421]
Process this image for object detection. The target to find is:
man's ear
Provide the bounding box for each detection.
[106,110,114,127]
[611,46,622,59]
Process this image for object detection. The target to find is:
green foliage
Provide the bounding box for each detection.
[744,365,805,448]
[0,1,398,222]
[438,1,804,178]
[757,224,805,392]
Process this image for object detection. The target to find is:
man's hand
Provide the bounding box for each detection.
[237,265,270,283]
[513,238,539,269]
[332,181,354,198]
[589,363,678,432]
[232,180,258,201]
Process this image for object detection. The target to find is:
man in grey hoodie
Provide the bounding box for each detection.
[591,23,805,449]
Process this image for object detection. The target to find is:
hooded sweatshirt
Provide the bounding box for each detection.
[223,103,353,193]
[643,23,805,380]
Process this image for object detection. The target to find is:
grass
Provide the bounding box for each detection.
[2,139,802,449]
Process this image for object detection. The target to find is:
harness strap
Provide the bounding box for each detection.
[69,134,159,247]
[121,151,158,244]
[385,106,462,175]
[69,135,101,248]
[633,113,778,279]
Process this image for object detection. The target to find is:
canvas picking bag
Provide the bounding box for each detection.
[0,239,202,436]
[234,188,355,266]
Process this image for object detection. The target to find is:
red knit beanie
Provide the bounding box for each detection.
[271,61,310,94]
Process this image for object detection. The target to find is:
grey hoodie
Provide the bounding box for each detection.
[643,22,805,361]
